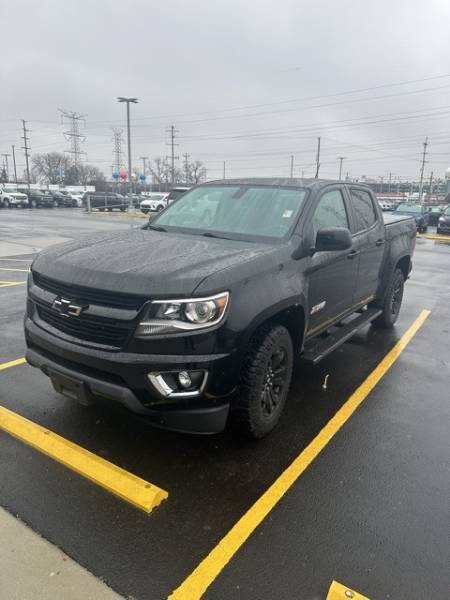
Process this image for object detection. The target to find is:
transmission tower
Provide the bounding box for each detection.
[111,128,124,173]
[58,109,87,166]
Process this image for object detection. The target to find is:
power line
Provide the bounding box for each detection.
[58,109,87,166]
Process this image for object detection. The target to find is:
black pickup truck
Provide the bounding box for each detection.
[25,179,416,438]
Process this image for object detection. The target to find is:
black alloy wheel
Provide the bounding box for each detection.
[231,324,294,438]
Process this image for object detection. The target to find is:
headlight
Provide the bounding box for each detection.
[135,292,229,336]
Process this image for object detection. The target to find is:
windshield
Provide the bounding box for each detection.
[153,185,307,240]
[396,204,422,214]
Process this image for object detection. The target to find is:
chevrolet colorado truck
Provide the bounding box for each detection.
[25,178,416,438]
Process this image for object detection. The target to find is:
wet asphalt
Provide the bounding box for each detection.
[0,208,449,600]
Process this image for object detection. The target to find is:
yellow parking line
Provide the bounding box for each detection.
[0,281,27,288]
[417,233,450,242]
[327,580,370,600]
[0,267,30,272]
[168,309,431,600]
[0,258,32,262]
[0,358,27,371]
[0,405,168,513]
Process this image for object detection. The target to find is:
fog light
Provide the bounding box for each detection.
[178,371,192,388]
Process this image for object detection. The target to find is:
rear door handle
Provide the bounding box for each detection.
[347,250,360,259]
[375,239,385,246]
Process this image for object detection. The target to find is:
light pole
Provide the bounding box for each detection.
[117,97,138,193]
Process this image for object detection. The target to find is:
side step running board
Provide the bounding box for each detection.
[302,308,382,365]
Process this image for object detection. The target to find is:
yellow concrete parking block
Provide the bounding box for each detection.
[417,233,450,242]
[327,580,370,600]
[0,404,168,513]
[168,309,431,600]
[0,357,27,371]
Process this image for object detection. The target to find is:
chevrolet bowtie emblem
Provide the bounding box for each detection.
[52,297,86,317]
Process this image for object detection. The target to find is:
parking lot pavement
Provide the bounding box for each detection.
[0,211,449,600]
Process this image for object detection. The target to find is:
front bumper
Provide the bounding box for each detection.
[25,317,235,434]
[437,222,450,234]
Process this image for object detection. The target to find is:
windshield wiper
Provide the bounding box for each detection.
[148,224,167,232]
[201,231,233,240]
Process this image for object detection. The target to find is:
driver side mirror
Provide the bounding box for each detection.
[312,227,352,254]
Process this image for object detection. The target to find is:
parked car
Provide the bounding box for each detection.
[377,199,394,211]
[393,203,429,233]
[25,178,416,439]
[427,205,444,226]
[0,188,29,208]
[26,190,56,208]
[140,193,169,214]
[166,186,190,204]
[48,191,77,207]
[83,192,128,211]
[437,206,450,234]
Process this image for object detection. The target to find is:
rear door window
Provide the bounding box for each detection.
[350,188,377,232]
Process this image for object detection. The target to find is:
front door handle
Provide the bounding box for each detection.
[347,250,360,259]
[375,239,385,246]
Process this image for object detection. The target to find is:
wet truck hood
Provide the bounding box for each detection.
[32,229,274,297]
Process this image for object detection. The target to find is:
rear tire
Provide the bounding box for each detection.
[4,199,10,208]
[230,324,293,439]
[372,268,404,329]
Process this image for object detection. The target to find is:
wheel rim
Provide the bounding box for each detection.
[261,346,288,418]
[391,277,403,315]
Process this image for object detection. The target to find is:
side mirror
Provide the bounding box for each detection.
[313,227,352,254]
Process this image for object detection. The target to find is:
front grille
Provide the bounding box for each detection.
[33,272,147,310]
[36,304,131,348]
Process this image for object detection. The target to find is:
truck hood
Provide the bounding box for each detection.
[32,229,276,297]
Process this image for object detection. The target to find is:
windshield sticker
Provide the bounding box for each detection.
[311,301,326,315]
[282,210,293,218]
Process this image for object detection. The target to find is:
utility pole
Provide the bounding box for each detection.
[166,125,179,186]
[223,161,226,179]
[11,145,18,185]
[429,170,434,196]
[337,156,346,180]
[58,109,87,168]
[117,97,138,191]
[380,176,384,193]
[388,172,392,192]
[182,152,190,184]
[290,155,294,178]
[21,119,31,190]
[418,136,428,204]
[314,137,321,178]
[1,153,11,181]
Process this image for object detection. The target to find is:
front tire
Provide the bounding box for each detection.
[231,324,293,439]
[4,199,10,208]
[372,268,404,329]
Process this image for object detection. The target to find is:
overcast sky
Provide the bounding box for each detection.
[2,0,450,183]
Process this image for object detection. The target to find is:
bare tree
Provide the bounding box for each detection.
[31,152,72,184]
[77,165,107,189]
[185,160,207,184]
[150,156,183,189]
